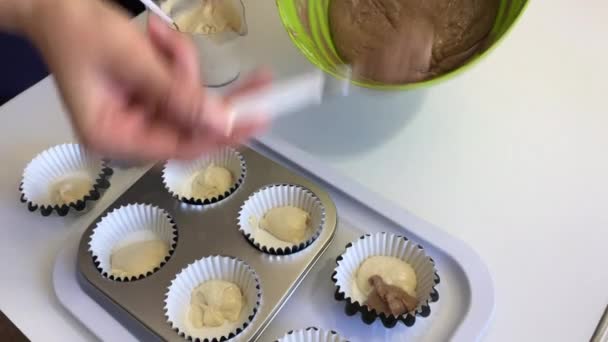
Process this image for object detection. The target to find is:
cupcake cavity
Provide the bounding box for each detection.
[354,256,417,299]
[162,148,245,205]
[50,173,94,205]
[110,230,170,278]
[165,256,260,341]
[258,206,311,244]
[20,143,112,215]
[333,233,439,326]
[189,165,233,200]
[89,204,177,281]
[238,185,325,254]
[188,280,244,328]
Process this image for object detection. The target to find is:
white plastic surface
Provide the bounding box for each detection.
[53,231,139,342]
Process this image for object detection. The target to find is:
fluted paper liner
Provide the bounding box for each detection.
[19,143,112,216]
[162,148,245,206]
[88,204,178,281]
[331,232,440,328]
[276,327,349,342]
[238,184,326,255]
[164,256,261,342]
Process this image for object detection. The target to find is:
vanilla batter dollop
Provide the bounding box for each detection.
[189,280,244,328]
[190,165,233,199]
[51,176,93,204]
[259,206,310,244]
[110,239,169,278]
[355,256,417,297]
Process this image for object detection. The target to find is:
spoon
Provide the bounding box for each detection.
[138,0,174,25]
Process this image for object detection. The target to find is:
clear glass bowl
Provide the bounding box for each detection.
[276,0,529,90]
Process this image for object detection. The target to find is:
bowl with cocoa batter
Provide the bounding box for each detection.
[276,0,528,90]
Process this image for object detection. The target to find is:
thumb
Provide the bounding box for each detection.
[148,14,200,84]
[106,26,174,105]
[148,14,214,130]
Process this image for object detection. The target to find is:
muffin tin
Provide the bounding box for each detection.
[53,139,497,341]
[76,147,337,341]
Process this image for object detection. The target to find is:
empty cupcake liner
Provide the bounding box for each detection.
[162,148,246,206]
[19,143,113,216]
[331,232,440,328]
[237,184,326,255]
[275,327,349,342]
[88,203,178,282]
[164,256,261,342]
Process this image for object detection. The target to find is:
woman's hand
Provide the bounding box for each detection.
[10,0,268,161]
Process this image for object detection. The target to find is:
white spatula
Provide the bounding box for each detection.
[138,0,174,25]
[229,66,352,125]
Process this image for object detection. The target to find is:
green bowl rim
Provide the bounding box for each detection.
[275,0,530,91]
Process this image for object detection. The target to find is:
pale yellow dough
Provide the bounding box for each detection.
[191,165,233,199]
[189,280,244,328]
[51,176,93,204]
[110,240,169,278]
[164,0,243,35]
[356,256,417,297]
[259,206,310,244]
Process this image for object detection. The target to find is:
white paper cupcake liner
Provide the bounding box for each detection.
[237,184,326,255]
[88,203,178,281]
[19,143,113,216]
[275,327,349,342]
[164,256,261,342]
[162,148,246,206]
[331,232,440,328]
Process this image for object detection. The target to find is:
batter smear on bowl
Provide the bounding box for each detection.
[329,0,500,83]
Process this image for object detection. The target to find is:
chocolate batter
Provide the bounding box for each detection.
[365,275,418,316]
[329,0,500,83]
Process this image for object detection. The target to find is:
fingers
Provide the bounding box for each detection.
[106,28,174,105]
[173,116,267,160]
[81,99,267,162]
[219,69,273,137]
[148,15,199,83]
[82,101,183,161]
[226,68,273,98]
[173,134,224,160]
[224,115,269,144]
[148,15,209,130]
[150,18,272,142]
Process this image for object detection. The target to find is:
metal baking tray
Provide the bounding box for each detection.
[59,137,495,341]
[76,147,338,341]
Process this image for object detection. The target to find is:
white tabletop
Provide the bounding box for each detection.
[1,0,607,341]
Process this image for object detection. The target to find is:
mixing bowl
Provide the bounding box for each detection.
[276,0,529,90]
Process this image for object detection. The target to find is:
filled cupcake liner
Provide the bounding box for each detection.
[19,143,113,216]
[88,203,178,282]
[164,256,261,342]
[162,148,246,206]
[331,232,440,328]
[275,327,349,342]
[237,184,326,255]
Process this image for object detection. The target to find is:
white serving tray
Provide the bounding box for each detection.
[53,135,494,341]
